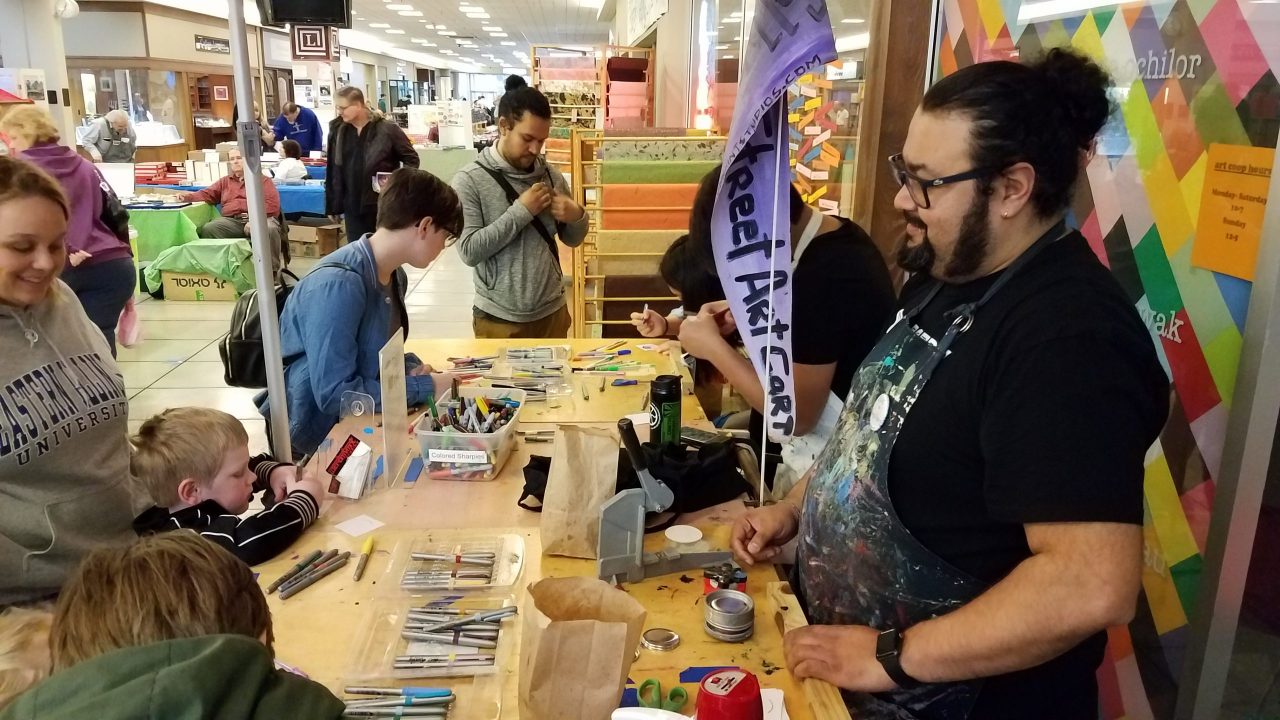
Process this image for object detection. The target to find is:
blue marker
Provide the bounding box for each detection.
[343,686,453,698]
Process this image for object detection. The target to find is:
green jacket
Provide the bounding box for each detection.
[1,635,344,720]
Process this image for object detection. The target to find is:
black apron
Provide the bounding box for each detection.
[795,225,1067,719]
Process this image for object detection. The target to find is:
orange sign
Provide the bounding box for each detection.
[1192,143,1274,281]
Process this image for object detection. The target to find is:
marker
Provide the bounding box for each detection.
[276,549,340,594]
[279,552,350,600]
[353,536,375,581]
[267,549,322,594]
[343,687,455,698]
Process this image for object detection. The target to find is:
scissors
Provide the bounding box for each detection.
[637,678,687,712]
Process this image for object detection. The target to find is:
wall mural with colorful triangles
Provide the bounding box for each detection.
[936,0,1278,716]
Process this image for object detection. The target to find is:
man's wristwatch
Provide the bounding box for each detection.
[875,628,922,689]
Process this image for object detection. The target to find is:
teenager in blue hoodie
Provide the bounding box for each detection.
[257,168,464,458]
[2,107,134,356]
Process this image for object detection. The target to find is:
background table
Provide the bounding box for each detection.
[141,182,327,216]
[128,203,216,262]
[258,338,813,720]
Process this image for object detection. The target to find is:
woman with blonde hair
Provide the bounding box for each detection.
[0,106,135,355]
[0,156,136,608]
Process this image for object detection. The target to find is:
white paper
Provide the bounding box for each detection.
[761,689,790,720]
[428,448,488,464]
[334,514,385,537]
[335,441,372,500]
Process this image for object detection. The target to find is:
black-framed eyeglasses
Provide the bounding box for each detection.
[888,153,997,209]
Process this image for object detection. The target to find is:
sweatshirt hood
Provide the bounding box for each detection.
[0,635,345,720]
[19,143,84,180]
[481,144,548,181]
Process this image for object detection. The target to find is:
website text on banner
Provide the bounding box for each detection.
[710,0,837,442]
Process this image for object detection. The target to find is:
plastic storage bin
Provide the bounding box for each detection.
[414,387,524,481]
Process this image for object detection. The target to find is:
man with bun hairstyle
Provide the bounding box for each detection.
[731,49,1168,718]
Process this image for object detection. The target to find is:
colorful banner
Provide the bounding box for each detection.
[711,0,836,441]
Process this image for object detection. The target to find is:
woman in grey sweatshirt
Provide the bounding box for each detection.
[0,157,137,607]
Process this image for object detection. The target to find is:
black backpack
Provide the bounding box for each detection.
[219,264,358,388]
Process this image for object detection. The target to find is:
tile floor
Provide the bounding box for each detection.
[120,248,475,454]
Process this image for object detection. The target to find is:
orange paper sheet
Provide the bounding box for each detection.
[1192,143,1273,281]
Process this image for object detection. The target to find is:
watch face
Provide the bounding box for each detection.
[876,628,898,659]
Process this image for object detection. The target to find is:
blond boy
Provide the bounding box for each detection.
[130,408,323,565]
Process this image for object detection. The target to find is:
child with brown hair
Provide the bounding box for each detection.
[0,533,344,719]
[130,407,324,566]
[0,608,51,710]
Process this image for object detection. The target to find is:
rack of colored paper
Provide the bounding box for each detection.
[266,548,352,600]
[342,686,455,718]
[415,388,525,481]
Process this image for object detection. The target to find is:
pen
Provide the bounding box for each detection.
[277,549,342,594]
[344,687,455,698]
[353,536,374,581]
[279,552,350,599]
[267,549,323,594]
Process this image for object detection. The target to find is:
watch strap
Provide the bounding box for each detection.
[876,628,922,689]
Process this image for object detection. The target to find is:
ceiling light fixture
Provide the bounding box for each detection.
[482,25,501,30]
[385,29,405,34]
[500,41,516,45]
[386,3,412,8]
[369,22,390,28]
[439,30,457,35]
[489,32,507,37]
[398,10,423,16]
[841,17,865,23]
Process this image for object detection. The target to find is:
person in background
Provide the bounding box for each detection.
[0,156,137,608]
[0,533,346,720]
[80,110,135,163]
[325,86,420,242]
[672,169,896,496]
[271,139,309,181]
[260,168,461,459]
[834,101,852,132]
[1,106,136,356]
[631,233,722,340]
[173,148,285,273]
[452,76,587,339]
[130,408,325,566]
[732,50,1169,718]
[232,104,275,154]
[271,102,323,157]
[378,94,389,114]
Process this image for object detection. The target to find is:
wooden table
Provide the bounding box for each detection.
[259,338,810,720]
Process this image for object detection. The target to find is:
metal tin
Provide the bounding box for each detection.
[640,627,681,652]
[705,589,754,642]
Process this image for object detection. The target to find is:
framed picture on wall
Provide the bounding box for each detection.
[213,85,229,101]
[99,76,113,92]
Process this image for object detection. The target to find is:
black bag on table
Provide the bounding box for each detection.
[519,440,751,530]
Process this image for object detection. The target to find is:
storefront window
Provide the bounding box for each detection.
[68,67,188,144]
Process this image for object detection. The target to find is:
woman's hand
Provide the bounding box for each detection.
[68,250,93,267]
[630,308,668,338]
[677,302,735,359]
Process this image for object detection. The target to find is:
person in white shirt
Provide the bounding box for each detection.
[833,101,851,132]
[272,139,310,181]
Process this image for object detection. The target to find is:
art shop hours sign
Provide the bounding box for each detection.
[1193,143,1274,282]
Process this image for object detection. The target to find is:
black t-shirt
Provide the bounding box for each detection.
[749,218,896,450]
[889,231,1169,718]
[343,126,368,213]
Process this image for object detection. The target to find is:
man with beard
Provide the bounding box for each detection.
[729,48,1169,719]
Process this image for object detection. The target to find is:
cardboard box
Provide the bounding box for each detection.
[187,150,230,161]
[289,223,342,257]
[289,240,322,259]
[160,272,238,301]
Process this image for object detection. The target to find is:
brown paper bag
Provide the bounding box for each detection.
[519,577,647,720]
[541,426,619,559]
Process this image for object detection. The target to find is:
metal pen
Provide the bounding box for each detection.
[340,708,448,718]
[400,631,497,649]
[411,607,516,634]
[280,553,350,599]
[267,549,322,594]
[344,696,454,708]
[343,687,454,698]
[353,536,374,581]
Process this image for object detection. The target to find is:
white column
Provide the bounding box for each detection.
[0,0,75,141]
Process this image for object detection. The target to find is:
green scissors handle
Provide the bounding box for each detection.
[637,678,688,712]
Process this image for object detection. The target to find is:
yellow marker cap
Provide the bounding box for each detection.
[361,537,375,554]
